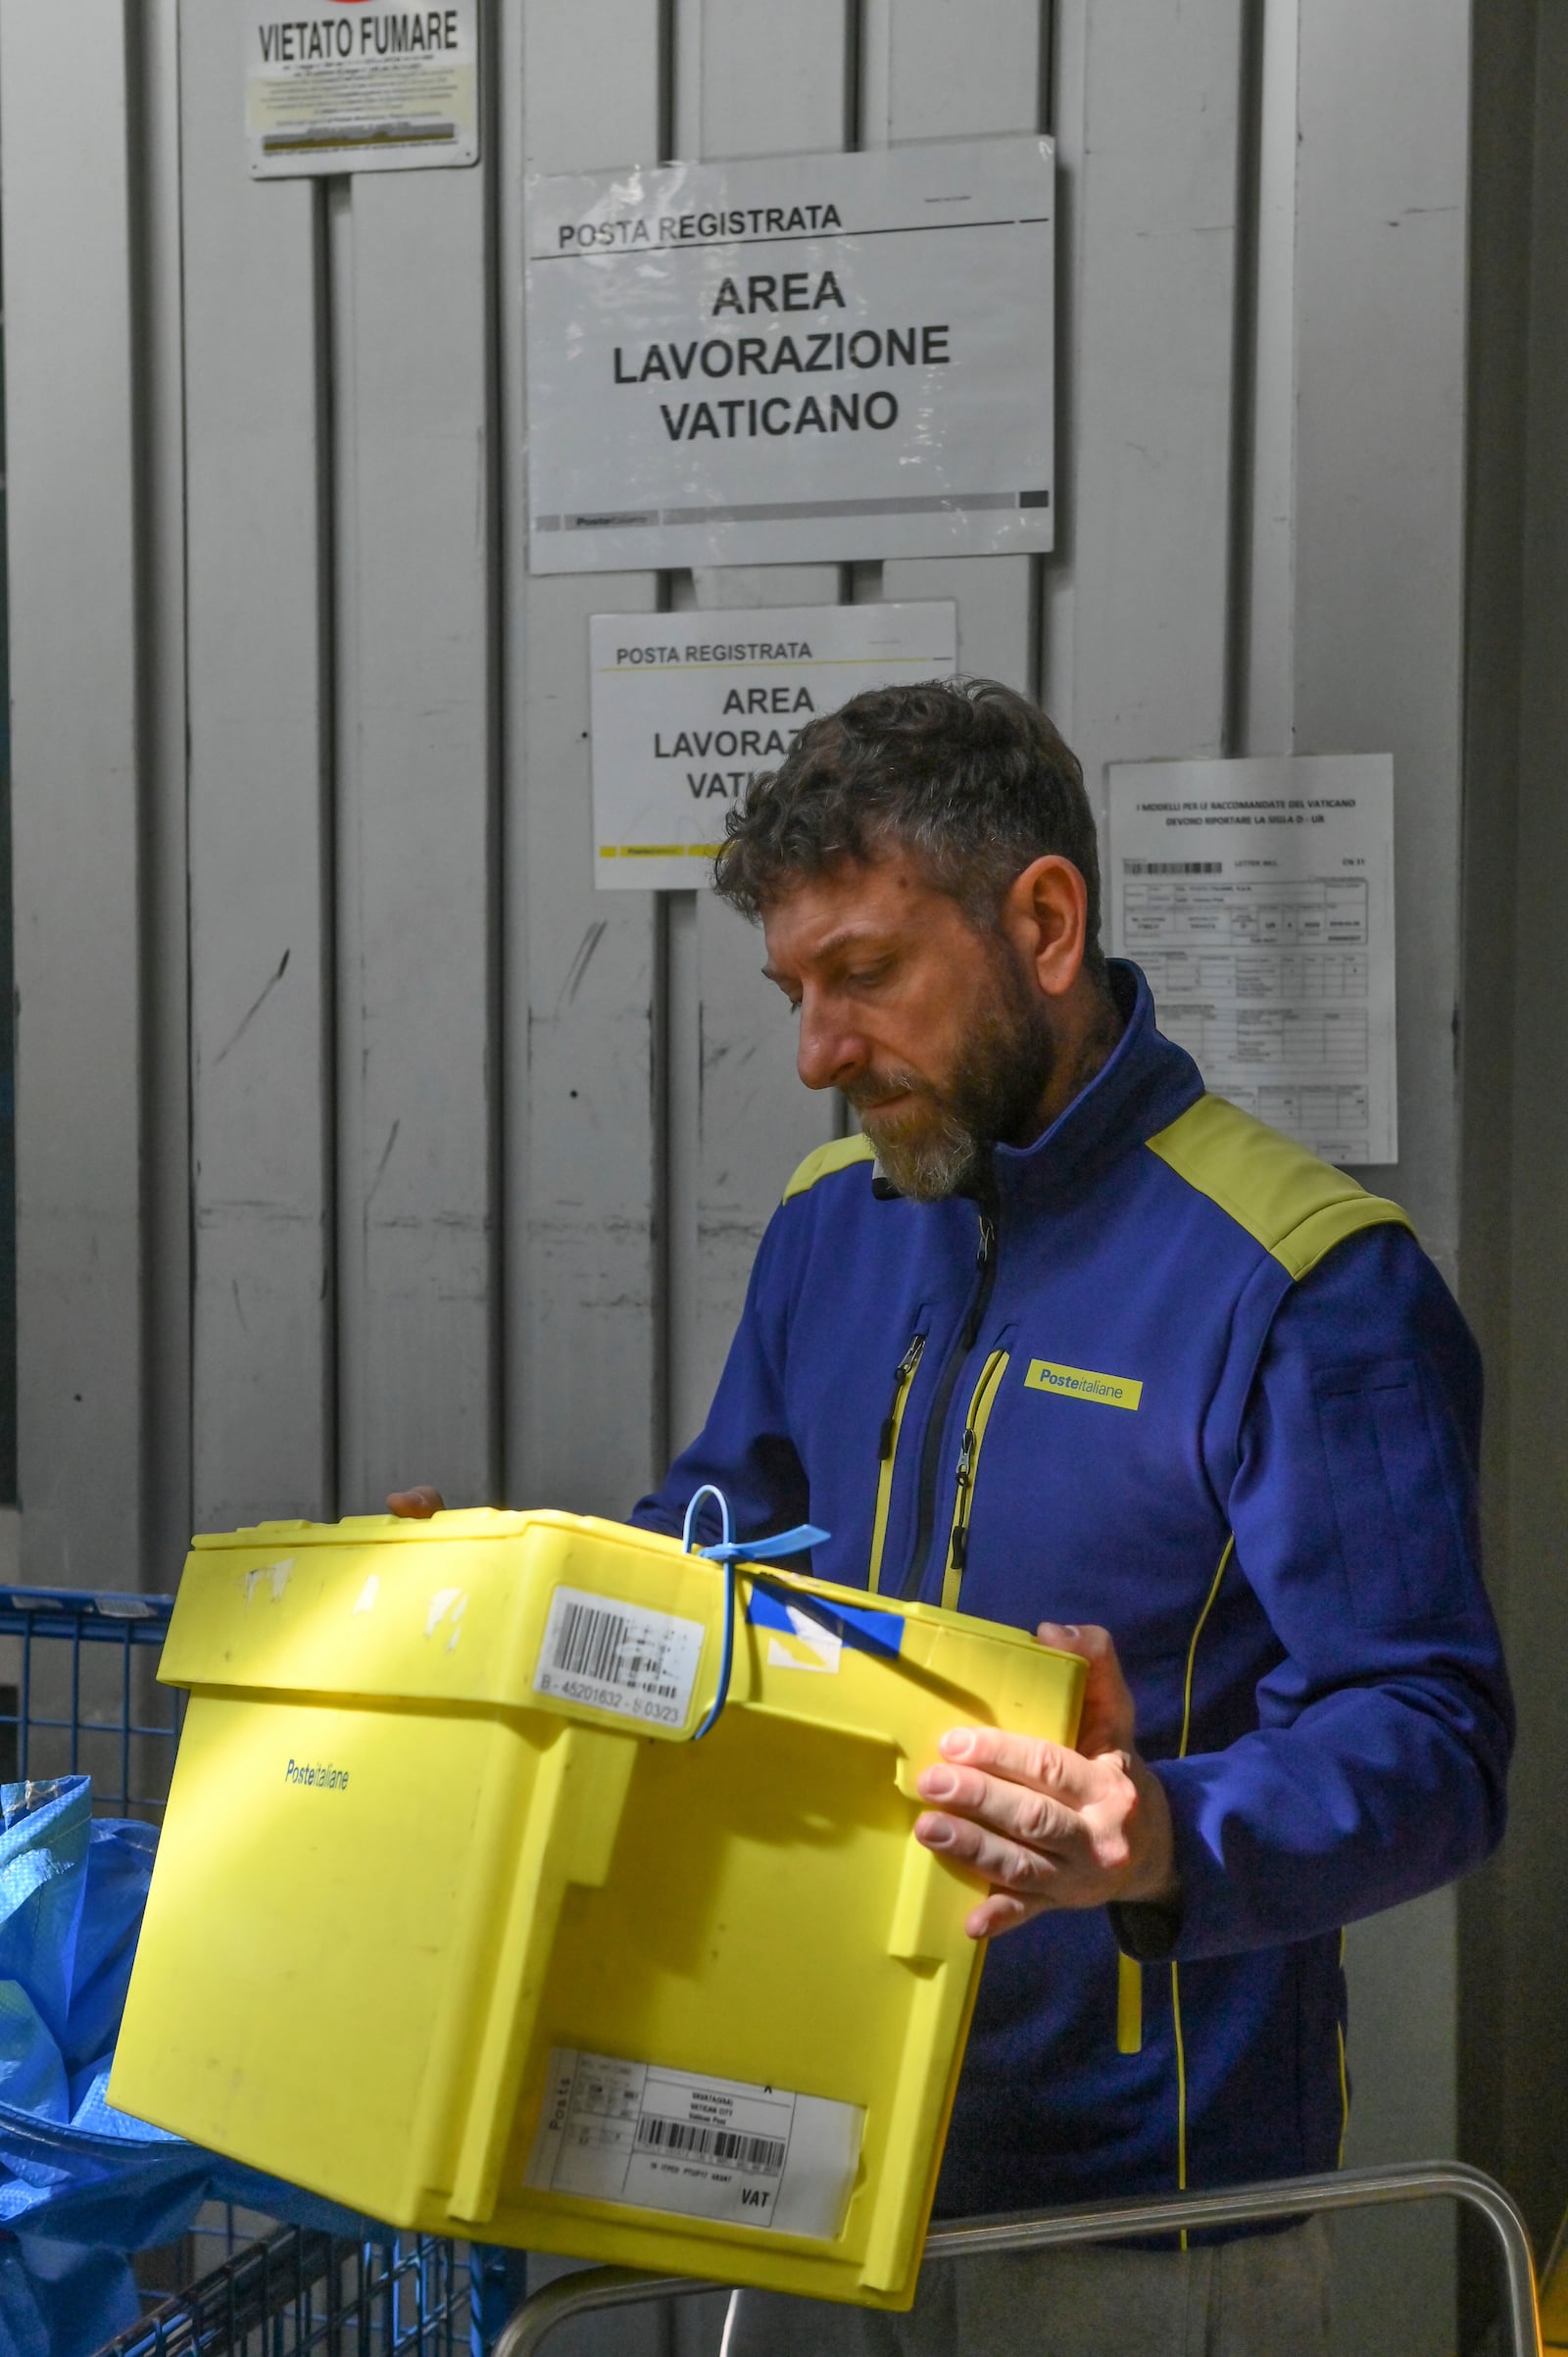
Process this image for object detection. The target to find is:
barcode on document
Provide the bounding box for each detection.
[548,1601,679,1701]
[1123,859,1223,876]
[635,2115,788,2175]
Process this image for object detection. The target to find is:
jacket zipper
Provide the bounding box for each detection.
[898,1207,998,1601]
[939,1348,1010,1612]
[867,1331,927,1596]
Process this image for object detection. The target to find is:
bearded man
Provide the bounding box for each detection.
[395,677,1511,2356]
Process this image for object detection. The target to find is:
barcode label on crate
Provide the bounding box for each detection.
[533,1588,705,1731]
[525,2048,863,2240]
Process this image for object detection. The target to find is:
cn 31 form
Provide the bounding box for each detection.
[1107,755,1396,1166]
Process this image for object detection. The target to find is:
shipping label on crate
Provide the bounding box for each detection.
[526,2049,863,2240]
[532,1587,706,1731]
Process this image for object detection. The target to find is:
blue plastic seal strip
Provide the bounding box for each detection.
[700,1526,830,1564]
[681,1486,834,1741]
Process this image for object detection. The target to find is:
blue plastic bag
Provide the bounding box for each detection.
[0,1777,370,2357]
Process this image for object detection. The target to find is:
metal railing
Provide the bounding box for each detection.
[492,2160,1544,2357]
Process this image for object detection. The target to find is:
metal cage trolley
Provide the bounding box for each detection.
[92,2225,478,2357]
[0,1581,477,2356]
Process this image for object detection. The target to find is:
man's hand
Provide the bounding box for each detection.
[387,1487,445,1518]
[913,1622,1178,1940]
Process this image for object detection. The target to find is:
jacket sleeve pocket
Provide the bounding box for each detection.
[1313,1358,1471,1631]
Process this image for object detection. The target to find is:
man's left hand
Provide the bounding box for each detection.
[913,1622,1179,1940]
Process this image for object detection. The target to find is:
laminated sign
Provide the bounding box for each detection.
[590,602,957,889]
[526,138,1054,572]
[244,0,478,176]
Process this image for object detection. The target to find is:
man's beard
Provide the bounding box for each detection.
[843,944,1059,1203]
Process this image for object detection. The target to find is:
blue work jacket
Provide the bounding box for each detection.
[633,961,1512,2217]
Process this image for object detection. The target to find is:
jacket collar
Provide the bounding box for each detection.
[867,962,1202,1213]
[988,960,1202,1211]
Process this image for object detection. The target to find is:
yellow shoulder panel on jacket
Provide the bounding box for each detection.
[782,1134,877,1203]
[1146,1094,1412,1281]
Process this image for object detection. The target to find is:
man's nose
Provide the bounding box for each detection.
[797,999,864,1094]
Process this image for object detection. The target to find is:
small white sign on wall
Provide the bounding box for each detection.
[590,604,957,892]
[244,1,479,177]
[526,138,1054,573]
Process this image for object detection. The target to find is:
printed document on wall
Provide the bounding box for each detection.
[1108,757,1396,1166]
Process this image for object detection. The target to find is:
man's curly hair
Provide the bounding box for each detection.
[712,676,1106,984]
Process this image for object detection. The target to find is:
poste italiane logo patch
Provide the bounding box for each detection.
[1024,1359,1144,1412]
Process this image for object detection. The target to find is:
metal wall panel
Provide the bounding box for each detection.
[668,1,851,1450]
[508,0,664,1518]
[137,0,196,1582]
[1292,0,1471,1274]
[867,0,1043,694]
[330,163,499,1514]
[1,0,148,1584]
[182,4,336,1535]
[1286,9,1475,2349]
[1042,1,1245,817]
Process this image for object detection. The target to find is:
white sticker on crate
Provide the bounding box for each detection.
[765,1603,842,1674]
[525,2049,863,2240]
[532,1589,706,1732]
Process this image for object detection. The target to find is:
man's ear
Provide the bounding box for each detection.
[1000,856,1088,999]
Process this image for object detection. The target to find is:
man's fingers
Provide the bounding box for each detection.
[913,1637,1166,1940]
[927,1726,1104,1809]
[916,1753,1093,1847]
[1038,1618,1104,1657]
[913,1807,1068,1894]
[1036,1621,1137,1757]
[964,1890,1036,1940]
[387,1486,445,1519]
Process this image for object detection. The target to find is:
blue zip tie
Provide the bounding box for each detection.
[682,1486,830,1741]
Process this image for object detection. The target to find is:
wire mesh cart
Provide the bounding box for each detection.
[0,1581,477,2356]
[91,2224,478,2357]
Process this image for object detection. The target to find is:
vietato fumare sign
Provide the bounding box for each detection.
[244,0,478,175]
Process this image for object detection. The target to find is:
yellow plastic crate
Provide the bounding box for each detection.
[110,1509,1083,2308]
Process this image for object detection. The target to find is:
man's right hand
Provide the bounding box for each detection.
[387,1487,446,1518]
